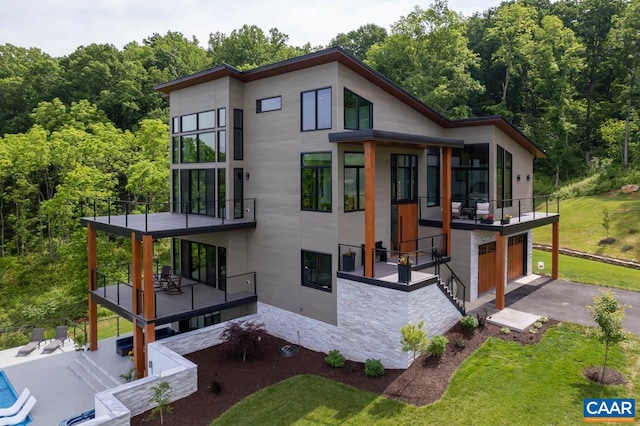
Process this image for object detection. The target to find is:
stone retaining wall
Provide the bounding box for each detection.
[533,244,640,270]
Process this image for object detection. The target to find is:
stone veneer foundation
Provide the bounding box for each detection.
[260,278,461,369]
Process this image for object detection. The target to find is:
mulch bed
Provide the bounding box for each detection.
[133,319,556,425]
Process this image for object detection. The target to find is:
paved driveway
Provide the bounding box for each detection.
[477,279,640,336]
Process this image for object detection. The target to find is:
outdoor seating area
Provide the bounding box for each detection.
[0,390,36,426]
[41,326,69,354]
[115,327,176,357]
[154,266,183,294]
[16,328,44,357]
[16,326,71,358]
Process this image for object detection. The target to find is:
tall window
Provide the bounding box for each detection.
[301,250,332,292]
[452,144,489,208]
[233,109,243,160]
[344,152,364,212]
[427,148,440,207]
[172,109,226,164]
[497,145,513,207]
[301,88,331,131]
[344,88,372,130]
[173,239,226,290]
[177,169,216,216]
[391,154,418,203]
[301,152,332,211]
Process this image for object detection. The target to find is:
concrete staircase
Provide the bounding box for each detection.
[68,352,123,393]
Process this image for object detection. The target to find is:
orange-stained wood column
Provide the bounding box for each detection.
[552,221,559,279]
[495,233,506,310]
[364,141,376,278]
[131,233,145,377]
[87,224,98,351]
[442,147,452,256]
[142,235,156,377]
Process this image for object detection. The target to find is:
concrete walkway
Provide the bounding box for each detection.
[468,276,640,336]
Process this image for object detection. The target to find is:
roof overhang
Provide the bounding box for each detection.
[329,129,464,149]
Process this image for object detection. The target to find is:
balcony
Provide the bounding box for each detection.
[419,195,560,234]
[80,198,257,238]
[90,268,257,325]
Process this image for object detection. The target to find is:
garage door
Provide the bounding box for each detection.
[478,242,496,294]
[507,234,525,281]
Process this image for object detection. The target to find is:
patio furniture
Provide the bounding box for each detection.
[0,395,36,426]
[476,202,490,217]
[41,325,69,354]
[155,265,172,288]
[115,327,176,356]
[0,389,30,417]
[16,328,44,357]
[166,275,183,294]
[462,207,475,219]
[452,202,462,218]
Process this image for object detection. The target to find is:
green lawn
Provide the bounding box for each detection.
[533,249,640,292]
[534,195,640,262]
[213,324,640,426]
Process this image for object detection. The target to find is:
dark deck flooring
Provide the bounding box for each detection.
[341,253,438,285]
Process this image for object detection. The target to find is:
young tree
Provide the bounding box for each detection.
[587,290,627,382]
[147,381,173,425]
[400,321,429,363]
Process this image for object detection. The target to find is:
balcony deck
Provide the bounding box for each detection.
[421,211,559,235]
[91,280,257,325]
[81,211,256,238]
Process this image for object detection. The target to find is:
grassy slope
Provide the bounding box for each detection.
[213,324,639,426]
[534,194,640,262]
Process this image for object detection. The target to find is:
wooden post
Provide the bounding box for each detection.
[364,141,376,278]
[442,147,452,256]
[142,235,156,377]
[552,221,559,279]
[87,224,98,351]
[496,233,506,310]
[131,233,145,376]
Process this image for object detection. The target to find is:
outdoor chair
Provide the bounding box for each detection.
[476,202,490,217]
[451,202,462,218]
[0,389,30,417]
[0,395,36,426]
[155,265,172,288]
[16,328,44,357]
[41,325,69,354]
[166,276,183,294]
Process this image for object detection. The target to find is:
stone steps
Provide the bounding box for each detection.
[68,352,123,393]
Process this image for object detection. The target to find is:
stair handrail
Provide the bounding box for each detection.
[442,262,466,313]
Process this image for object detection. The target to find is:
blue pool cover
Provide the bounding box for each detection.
[0,371,31,425]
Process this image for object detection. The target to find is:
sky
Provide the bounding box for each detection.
[0,0,503,58]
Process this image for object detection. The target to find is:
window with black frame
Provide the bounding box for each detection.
[344,152,364,212]
[451,144,489,208]
[301,88,331,131]
[497,145,513,207]
[427,148,440,207]
[301,152,332,211]
[344,88,372,130]
[301,250,332,291]
[391,154,418,203]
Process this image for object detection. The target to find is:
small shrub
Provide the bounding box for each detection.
[598,237,616,245]
[500,327,511,334]
[529,328,538,334]
[476,307,488,328]
[147,381,173,425]
[622,244,633,252]
[539,316,549,324]
[325,349,346,368]
[364,358,385,377]
[428,334,449,357]
[453,333,466,349]
[533,321,543,329]
[210,373,222,394]
[460,315,479,333]
[219,321,267,362]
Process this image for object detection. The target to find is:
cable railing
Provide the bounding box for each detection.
[419,194,559,224]
[81,197,257,231]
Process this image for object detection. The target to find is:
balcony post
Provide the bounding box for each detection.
[364,141,376,278]
[552,221,559,279]
[131,233,145,377]
[87,223,98,351]
[442,147,452,256]
[142,234,156,377]
[496,233,506,310]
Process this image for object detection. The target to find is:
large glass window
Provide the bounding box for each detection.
[181,114,197,132]
[452,144,489,208]
[301,250,332,292]
[301,152,332,211]
[217,130,226,162]
[198,110,215,129]
[197,132,216,162]
[173,239,226,290]
[497,145,513,208]
[181,135,197,163]
[233,109,243,160]
[344,88,372,130]
[391,154,418,203]
[218,168,226,218]
[301,88,331,131]
[178,169,216,216]
[173,108,227,164]
[427,148,440,207]
[344,152,364,212]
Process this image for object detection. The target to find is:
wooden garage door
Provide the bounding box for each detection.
[508,234,525,281]
[478,242,496,294]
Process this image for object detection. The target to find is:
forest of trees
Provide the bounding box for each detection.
[0,0,638,336]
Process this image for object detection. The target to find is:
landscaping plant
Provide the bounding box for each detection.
[428,334,449,357]
[219,321,267,362]
[460,315,479,333]
[587,289,627,382]
[400,321,429,362]
[364,358,385,377]
[324,349,346,368]
[147,381,173,425]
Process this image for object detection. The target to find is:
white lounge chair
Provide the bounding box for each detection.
[0,395,36,426]
[476,202,490,217]
[0,389,30,417]
[451,202,462,218]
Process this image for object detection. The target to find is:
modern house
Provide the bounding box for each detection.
[82,48,559,374]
